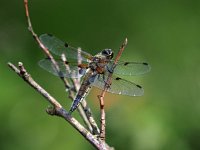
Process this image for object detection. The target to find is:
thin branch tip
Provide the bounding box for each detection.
[7,62,20,73]
[7,62,12,66]
[123,38,128,47]
[125,38,128,44]
[18,62,23,66]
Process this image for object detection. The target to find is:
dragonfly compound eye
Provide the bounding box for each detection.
[102,49,114,59]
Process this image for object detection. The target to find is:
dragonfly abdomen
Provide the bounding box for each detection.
[69,70,96,113]
[69,86,92,113]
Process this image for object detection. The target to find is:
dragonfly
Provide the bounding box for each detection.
[38,34,151,113]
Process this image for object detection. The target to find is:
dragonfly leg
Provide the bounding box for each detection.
[106,65,113,73]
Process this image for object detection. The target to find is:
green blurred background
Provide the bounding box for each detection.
[1,0,200,150]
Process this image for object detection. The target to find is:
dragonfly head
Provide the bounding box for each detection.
[101,49,114,60]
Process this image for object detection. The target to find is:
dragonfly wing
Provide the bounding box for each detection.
[39,34,93,61]
[92,74,144,96]
[107,61,151,76]
[38,58,87,78]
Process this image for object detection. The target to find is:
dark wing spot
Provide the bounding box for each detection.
[136,84,142,88]
[64,42,68,47]
[124,62,129,66]
[115,77,121,80]
[47,33,53,37]
[143,62,148,65]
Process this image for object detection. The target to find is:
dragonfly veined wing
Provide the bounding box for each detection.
[92,74,144,96]
[108,61,151,76]
[39,34,93,61]
[38,58,87,78]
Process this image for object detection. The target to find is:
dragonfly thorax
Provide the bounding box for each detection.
[89,56,110,74]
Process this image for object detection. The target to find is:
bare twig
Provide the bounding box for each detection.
[23,0,99,134]
[24,0,70,89]
[8,62,113,150]
[81,99,100,134]
[98,38,128,140]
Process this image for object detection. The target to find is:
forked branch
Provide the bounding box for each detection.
[8,62,113,150]
[17,0,128,147]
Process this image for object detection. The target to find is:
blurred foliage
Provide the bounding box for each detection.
[0,0,200,150]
